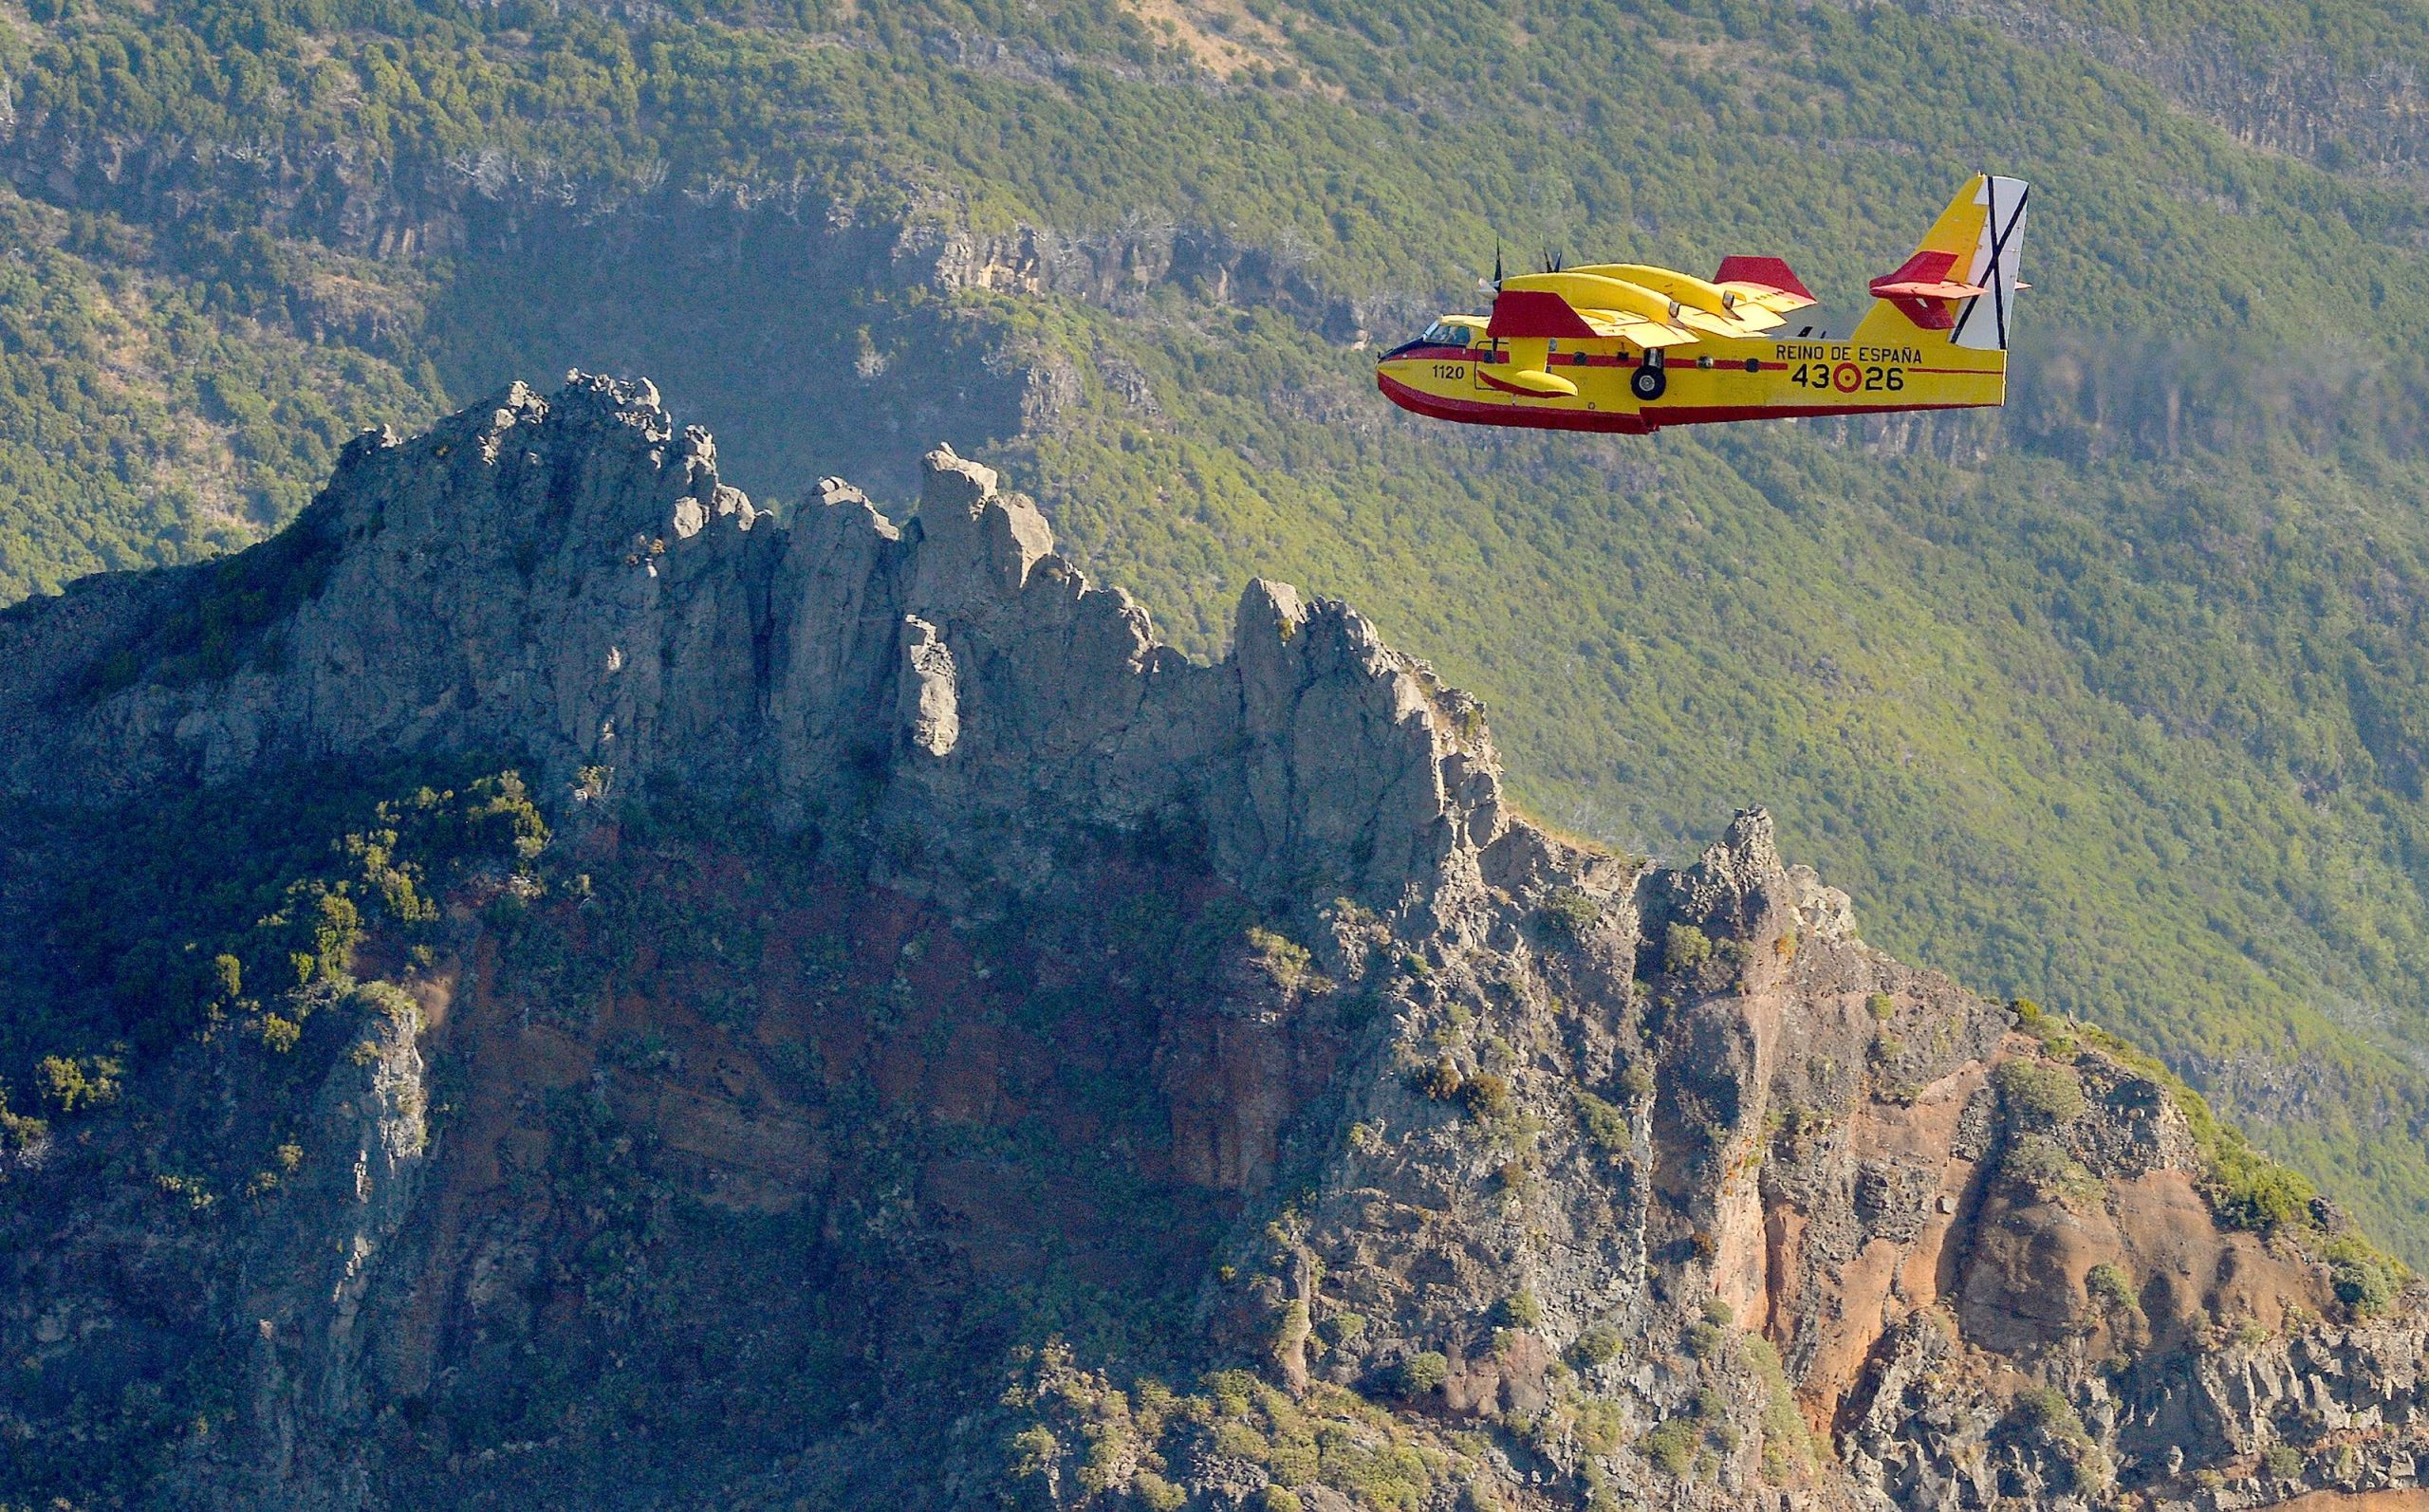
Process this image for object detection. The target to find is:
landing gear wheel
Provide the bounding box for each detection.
[1630,361,1667,401]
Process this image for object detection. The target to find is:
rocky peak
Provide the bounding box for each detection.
[1666,804,1790,934]
[0,373,1531,935]
[908,441,1053,608]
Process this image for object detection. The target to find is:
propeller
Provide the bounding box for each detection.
[1493,239,1503,292]
[1538,249,1564,274]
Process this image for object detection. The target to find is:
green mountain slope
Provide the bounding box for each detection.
[5,0,2429,1254]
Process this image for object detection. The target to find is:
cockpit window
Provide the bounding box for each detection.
[1420,321,1467,347]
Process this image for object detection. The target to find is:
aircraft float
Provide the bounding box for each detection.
[1377,173,2028,433]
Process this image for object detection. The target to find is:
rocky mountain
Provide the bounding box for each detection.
[1,376,2422,1511]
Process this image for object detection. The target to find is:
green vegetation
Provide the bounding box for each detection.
[1993,1058,2088,1126]
[2010,1384,2088,1442]
[1009,1365,1472,1512]
[1397,1351,1450,1397]
[1682,1317,1727,1361]
[1662,924,1714,973]
[2324,1234,2403,1320]
[1574,1397,1626,1455]
[1247,926,1321,993]
[1414,1056,1465,1103]
[0,762,543,1100]
[0,1087,47,1155]
[1617,1058,1658,1102]
[33,1052,120,1113]
[1999,1134,2106,1211]
[1134,1471,1187,1511]
[2007,1383,2112,1493]
[1740,1334,1812,1480]
[1537,887,1601,944]
[87,497,345,692]
[1641,1418,1697,1476]
[1456,1071,1512,1119]
[1570,1321,1623,1368]
[2084,1262,2140,1319]
[0,189,434,603]
[1572,1085,1631,1156]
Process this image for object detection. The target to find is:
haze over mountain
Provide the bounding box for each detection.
[5,0,2429,1476]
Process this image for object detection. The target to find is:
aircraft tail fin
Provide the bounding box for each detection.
[1853,173,2029,349]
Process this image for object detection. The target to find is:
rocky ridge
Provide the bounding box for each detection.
[0,372,1524,931]
[1,376,2425,1511]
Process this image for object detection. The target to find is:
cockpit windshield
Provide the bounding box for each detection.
[1418,320,1473,348]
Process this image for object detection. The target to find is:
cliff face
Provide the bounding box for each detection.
[0,377,2423,1512]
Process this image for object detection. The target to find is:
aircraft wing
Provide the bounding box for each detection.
[1476,289,1710,351]
[1585,314,1698,348]
[1572,263,1784,336]
[1712,255,1819,315]
[1486,257,1819,353]
[1499,270,1707,345]
[1485,287,1701,351]
[1486,288,1602,341]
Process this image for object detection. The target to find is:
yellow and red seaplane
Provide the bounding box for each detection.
[1377,173,2029,433]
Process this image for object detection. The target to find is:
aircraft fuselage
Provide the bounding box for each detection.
[1375,328,2007,433]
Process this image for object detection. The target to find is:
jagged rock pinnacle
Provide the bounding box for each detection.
[0,373,1566,933]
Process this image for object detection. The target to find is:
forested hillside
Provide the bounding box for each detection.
[6,0,2429,1259]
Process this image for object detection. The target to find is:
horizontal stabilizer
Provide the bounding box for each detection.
[1869,249,1987,301]
[1486,289,1600,341]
